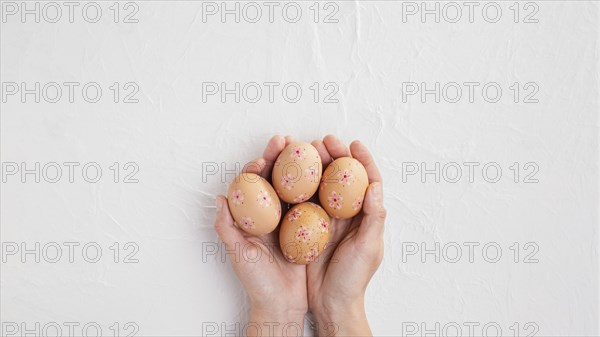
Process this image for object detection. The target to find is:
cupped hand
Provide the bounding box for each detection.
[307,135,386,336]
[214,135,307,333]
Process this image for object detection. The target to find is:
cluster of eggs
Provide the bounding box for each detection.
[227,142,369,264]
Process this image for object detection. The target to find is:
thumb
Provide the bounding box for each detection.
[214,195,247,249]
[357,182,386,241]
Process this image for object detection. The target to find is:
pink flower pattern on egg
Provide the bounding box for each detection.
[305,167,317,182]
[305,248,318,262]
[339,170,353,185]
[352,197,363,211]
[319,218,329,233]
[290,146,304,159]
[240,216,255,229]
[288,209,302,221]
[257,190,272,207]
[328,191,343,210]
[231,189,244,206]
[284,253,297,262]
[293,193,309,203]
[281,174,294,190]
[296,226,312,242]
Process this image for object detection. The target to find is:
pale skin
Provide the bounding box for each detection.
[214,135,386,337]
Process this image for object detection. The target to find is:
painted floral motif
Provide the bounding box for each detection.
[290,146,304,159]
[284,253,297,262]
[305,166,318,182]
[319,218,329,233]
[240,216,255,229]
[293,193,309,203]
[328,191,343,210]
[295,226,312,242]
[288,209,302,221]
[305,248,318,262]
[281,174,294,190]
[257,190,272,207]
[338,169,353,185]
[231,189,244,205]
[352,197,363,211]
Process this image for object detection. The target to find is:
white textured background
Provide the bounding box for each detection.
[1,1,598,336]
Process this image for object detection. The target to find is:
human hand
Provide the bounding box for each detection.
[307,135,386,337]
[214,135,307,336]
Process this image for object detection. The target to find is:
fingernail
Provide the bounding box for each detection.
[216,197,223,212]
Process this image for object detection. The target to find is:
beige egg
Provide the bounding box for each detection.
[279,202,331,265]
[272,142,322,204]
[227,173,281,236]
[319,157,369,219]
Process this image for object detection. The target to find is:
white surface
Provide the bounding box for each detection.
[1,1,598,336]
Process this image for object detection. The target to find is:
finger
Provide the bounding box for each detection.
[284,135,295,146]
[306,229,338,276]
[350,140,382,184]
[307,242,333,280]
[311,139,332,166]
[263,135,286,164]
[260,135,286,178]
[243,136,287,179]
[323,134,351,159]
[242,158,269,179]
[214,195,248,249]
[258,226,280,248]
[356,183,386,241]
[308,217,352,273]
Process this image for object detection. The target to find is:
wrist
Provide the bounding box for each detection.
[311,300,371,337]
[311,294,365,319]
[312,302,366,325]
[248,307,305,337]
